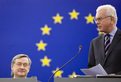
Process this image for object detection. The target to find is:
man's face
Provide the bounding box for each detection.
[95,9,112,33]
[11,57,30,78]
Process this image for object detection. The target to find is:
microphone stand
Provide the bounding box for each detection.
[48,46,82,82]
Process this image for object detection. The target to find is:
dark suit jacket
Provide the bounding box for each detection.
[88,28,121,74]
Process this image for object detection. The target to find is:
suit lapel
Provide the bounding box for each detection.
[104,29,121,61]
[100,34,105,60]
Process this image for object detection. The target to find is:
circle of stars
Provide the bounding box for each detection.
[35,9,101,78]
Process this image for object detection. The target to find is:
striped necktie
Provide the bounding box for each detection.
[105,34,110,55]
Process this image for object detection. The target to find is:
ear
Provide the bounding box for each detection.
[111,16,115,24]
[11,65,14,71]
[28,66,30,72]
[29,66,30,70]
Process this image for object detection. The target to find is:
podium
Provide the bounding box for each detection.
[54,78,121,82]
[0,78,37,82]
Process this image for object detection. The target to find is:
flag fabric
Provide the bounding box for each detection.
[0,0,121,82]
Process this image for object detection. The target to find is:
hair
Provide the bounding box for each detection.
[96,4,118,25]
[11,54,31,78]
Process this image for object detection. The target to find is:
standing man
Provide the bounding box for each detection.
[88,4,121,75]
[11,54,31,78]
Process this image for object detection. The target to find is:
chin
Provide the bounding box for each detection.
[18,73,26,76]
[18,75,26,78]
[99,29,104,32]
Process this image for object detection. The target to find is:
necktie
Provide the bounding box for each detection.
[105,34,110,55]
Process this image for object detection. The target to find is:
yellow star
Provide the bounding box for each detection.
[69,9,80,20]
[85,13,94,24]
[52,67,64,77]
[40,56,52,67]
[41,24,52,35]
[97,28,104,35]
[36,40,47,51]
[52,13,64,24]
[68,72,77,78]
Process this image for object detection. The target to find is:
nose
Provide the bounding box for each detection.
[19,64,25,69]
[95,20,100,25]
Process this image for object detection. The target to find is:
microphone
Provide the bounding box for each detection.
[48,45,82,82]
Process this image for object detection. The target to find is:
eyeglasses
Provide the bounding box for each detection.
[15,63,29,67]
[94,16,111,23]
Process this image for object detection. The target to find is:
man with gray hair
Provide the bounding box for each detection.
[88,4,121,75]
[11,54,31,78]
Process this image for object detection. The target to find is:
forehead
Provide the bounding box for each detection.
[15,57,29,63]
[96,9,106,18]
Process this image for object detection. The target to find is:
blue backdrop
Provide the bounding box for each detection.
[0,0,121,82]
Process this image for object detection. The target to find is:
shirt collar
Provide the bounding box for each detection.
[104,27,117,37]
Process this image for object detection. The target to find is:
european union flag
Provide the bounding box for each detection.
[0,0,121,82]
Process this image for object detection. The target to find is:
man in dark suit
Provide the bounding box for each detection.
[88,4,121,75]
